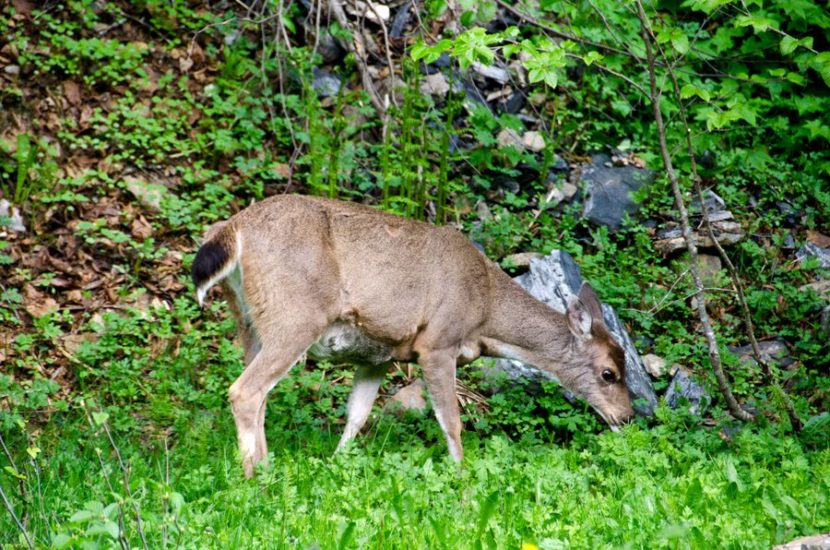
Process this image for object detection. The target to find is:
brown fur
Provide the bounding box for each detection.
[194,195,633,476]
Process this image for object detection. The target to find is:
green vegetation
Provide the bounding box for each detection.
[1,0,828,547]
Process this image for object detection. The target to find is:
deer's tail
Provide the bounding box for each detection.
[191,221,240,306]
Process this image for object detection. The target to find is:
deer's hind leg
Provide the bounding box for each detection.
[336,363,387,452]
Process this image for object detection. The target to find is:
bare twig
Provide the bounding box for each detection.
[652,31,803,431]
[635,0,753,422]
[0,432,28,528]
[0,483,34,550]
[82,402,148,550]
[366,1,399,109]
[329,0,386,114]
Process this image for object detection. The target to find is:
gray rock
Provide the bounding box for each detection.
[664,369,709,415]
[654,220,745,254]
[315,30,345,64]
[312,68,341,98]
[496,128,523,149]
[690,189,725,214]
[655,189,745,254]
[774,533,830,550]
[4,65,20,75]
[821,305,830,338]
[729,338,794,370]
[581,154,655,230]
[389,1,413,38]
[420,72,450,98]
[0,199,26,233]
[697,254,723,284]
[471,61,510,84]
[522,131,545,152]
[797,243,830,269]
[545,182,578,207]
[800,279,830,300]
[491,250,657,415]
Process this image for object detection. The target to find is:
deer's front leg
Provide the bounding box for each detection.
[228,335,319,478]
[419,350,463,462]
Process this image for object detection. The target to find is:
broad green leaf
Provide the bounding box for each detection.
[810,52,830,87]
[682,0,734,13]
[672,33,689,55]
[582,51,604,66]
[86,520,119,540]
[92,411,109,426]
[680,83,711,101]
[4,465,26,480]
[50,533,72,549]
[735,15,779,33]
[786,72,806,85]
[69,510,95,523]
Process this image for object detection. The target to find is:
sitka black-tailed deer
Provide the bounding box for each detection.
[192,195,633,477]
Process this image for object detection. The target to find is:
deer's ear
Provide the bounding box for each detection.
[578,283,604,321]
[567,296,593,339]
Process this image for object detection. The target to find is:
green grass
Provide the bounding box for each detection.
[3,388,829,548]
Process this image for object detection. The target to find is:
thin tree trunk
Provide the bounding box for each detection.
[635,0,753,421]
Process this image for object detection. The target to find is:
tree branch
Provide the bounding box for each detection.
[635,0,753,422]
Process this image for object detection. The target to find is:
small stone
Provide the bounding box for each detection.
[503,252,543,268]
[471,61,509,84]
[697,254,722,284]
[522,131,545,152]
[806,230,830,249]
[496,128,522,149]
[62,333,98,355]
[729,338,794,370]
[797,243,830,269]
[545,182,578,206]
[664,368,709,415]
[420,72,449,98]
[581,153,655,230]
[312,68,341,98]
[124,176,168,212]
[690,189,726,214]
[476,201,493,221]
[773,533,830,550]
[4,64,20,75]
[362,0,390,23]
[642,354,667,378]
[800,279,830,300]
[0,199,26,233]
[385,380,427,414]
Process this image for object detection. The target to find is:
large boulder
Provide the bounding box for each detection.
[491,250,657,416]
[581,154,655,230]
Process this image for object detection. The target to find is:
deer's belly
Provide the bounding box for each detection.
[307,321,395,365]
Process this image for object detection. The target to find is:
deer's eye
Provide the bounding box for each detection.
[601,369,617,383]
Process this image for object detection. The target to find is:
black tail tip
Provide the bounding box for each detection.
[191,239,231,289]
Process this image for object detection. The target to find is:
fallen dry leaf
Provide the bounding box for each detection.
[806,230,830,249]
[24,284,59,318]
[63,80,81,105]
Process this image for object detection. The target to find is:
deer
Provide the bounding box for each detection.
[191,195,634,477]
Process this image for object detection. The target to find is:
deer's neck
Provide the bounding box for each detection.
[480,267,574,365]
